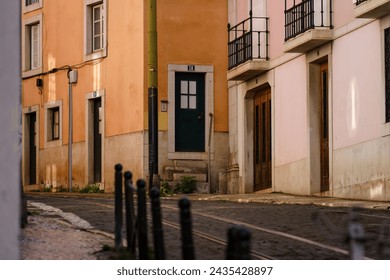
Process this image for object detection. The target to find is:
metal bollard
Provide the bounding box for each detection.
[114,163,123,250]
[226,226,239,259]
[347,211,365,260]
[137,179,149,259]
[179,198,195,260]
[226,225,251,260]
[150,186,165,260]
[124,171,135,254]
[377,222,390,259]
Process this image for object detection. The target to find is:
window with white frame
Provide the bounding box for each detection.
[30,24,40,70]
[22,0,42,13]
[47,107,60,141]
[92,4,104,51]
[85,0,107,60]
[26,0,39,5]
[45,100,62,147]
[22,14,42,77]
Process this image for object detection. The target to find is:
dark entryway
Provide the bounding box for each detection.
[254,88,271,191]
[320,62,329,192]
[92,98,102,183]
[27,112,37,185]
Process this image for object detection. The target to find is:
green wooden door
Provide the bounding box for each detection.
[175,72,205,152]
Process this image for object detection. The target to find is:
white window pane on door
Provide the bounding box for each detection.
[181,80,188,94]
[181,95,188,109]
[189,96,197,109]
[189,81,197,95]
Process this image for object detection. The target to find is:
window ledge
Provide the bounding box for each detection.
[84,48,107,62]
[22,2,43,14]
[382,122,390,137]
[45,139,62,149]
[22,67,43,79]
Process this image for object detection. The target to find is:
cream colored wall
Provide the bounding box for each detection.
[333,137,390,201]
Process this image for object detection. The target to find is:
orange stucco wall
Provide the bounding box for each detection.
[22,0,147,148]
[22,0,229,190]
[157,0,229,132]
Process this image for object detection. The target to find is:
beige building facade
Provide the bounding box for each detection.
[227,0,390,201]
[21,0,229,193]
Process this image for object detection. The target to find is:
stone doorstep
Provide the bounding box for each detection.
[163,166,207,181]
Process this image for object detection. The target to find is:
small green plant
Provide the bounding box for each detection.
[55,185,69,192]
[174,176,197,194]
[160,181,174,197]
[79,183,102,193]
[42,184,52,192]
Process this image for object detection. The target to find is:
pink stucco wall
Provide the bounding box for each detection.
[332,20,383,150]
[267,0,285,59]
[275,55,308,166]
[333,0,355,28]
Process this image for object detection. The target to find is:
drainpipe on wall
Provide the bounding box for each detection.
[148,0,159,192]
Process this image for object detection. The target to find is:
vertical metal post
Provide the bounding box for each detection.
[226,225,251,260]
[68,81,73,192]
[347,210,365,260]
[137,179,149,259]
[114,164,123,250]
[237,226,251,260]
[150,186,165,259]
[124,171,135,254]
[148,0,158,192]
[67,68,77,192]
[208,113,213,193]
[179,198,195,260]
[226,226,238,259]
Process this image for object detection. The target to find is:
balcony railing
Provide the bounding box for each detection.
[355,0,368,5]
[354,0,390,18]
[285,0,333,41]
[228,15,269,70]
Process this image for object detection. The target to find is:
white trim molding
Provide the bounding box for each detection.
[167,64,214,160]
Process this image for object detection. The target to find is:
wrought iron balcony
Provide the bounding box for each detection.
[284,0,333,53]
[227,14,269,80]
[354,0,390,18]
[355,0,368,4]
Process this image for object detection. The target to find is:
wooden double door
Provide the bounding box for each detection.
[254,89,271,191]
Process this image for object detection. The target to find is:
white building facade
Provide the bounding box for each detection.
[227,0,390,201]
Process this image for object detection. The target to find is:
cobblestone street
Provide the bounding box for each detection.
[22,192,390,260]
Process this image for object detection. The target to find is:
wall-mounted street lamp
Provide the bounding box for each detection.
[160,100,168,112]
[67,68,78,192]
